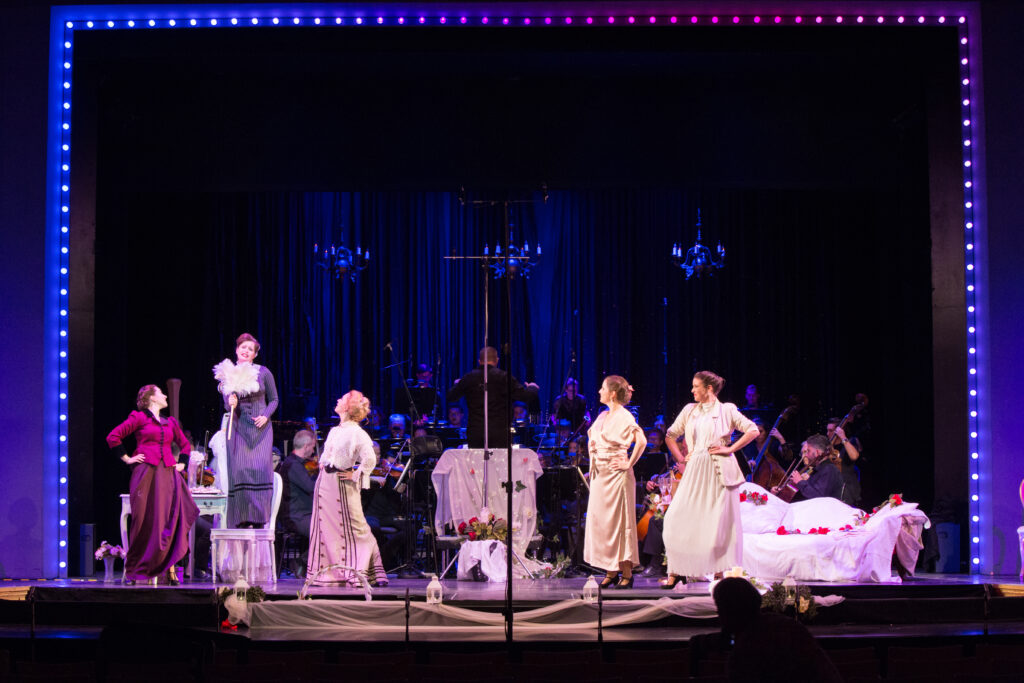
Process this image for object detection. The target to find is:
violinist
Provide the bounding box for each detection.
[276,429,318,577]
[779,435,843,501]
[827,417,863,505]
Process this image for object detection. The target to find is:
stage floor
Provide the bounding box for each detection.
[2,573,1023,644]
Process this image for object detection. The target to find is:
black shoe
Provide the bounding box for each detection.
[660,574,686,589]
[469,563,487,582]
[167,569,180,586]
[642,564,666,578]
[598,573,619,588]
[614,575,634,589]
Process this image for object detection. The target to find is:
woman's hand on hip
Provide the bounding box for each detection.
[253,415,269,428]
[124,453,146,465]
[708,445,732,456]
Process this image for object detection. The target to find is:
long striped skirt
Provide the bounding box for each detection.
[307,471,387,586]
[225,414,274,528]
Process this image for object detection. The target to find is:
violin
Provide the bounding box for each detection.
[750,397,799,490]
[637,467,682,542]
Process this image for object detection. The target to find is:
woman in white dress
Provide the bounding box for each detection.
[661,371,759,588]
[584,375,647,589]
[307,390,389,587]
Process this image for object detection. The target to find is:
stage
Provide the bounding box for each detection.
[4,573,1024,642]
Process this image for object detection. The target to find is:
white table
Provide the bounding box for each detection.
[431,448,543,553]
[120,489,228,580]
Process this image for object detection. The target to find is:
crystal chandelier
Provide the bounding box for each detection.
[671,209,725,280]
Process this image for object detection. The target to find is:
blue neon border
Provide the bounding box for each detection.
[46,3,985,578]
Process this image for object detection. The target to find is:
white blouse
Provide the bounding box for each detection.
[319,421,378,489]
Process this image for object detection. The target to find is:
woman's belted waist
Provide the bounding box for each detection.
[593,447,628,459]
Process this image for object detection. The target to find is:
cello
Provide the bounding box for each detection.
[750,396,799,489]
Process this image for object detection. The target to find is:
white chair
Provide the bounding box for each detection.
[211,472,283,584]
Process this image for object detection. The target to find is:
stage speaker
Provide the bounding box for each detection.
[79,523,96,577]
[935,522,961,573]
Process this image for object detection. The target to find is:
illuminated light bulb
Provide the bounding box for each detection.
[148,19,156,26]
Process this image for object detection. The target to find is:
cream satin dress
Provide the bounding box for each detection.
[583,407,642,571]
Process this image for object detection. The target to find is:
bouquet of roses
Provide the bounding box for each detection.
[94,540,126,561]
[739,491,768,506]
[457,514,509,542]
[644,491,667,520]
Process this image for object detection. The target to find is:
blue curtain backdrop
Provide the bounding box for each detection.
[93,186,931,545]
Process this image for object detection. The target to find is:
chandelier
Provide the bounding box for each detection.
[484,231,541,279]
[671,209,725,280]
[313,242,369,281]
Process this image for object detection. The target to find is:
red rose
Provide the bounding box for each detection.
[739,492,748,502]
[776,526,788,535]
[468,531,477,540]
[818,527,830,534]
[457,522,467,533]
[809,528,818,534]
[892,494,904,506]
[468,517,478,525]
[794,529,801,534]
[760,494,768,502]
[489,514,495,522]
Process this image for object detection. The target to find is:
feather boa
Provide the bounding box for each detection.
[213,359,260,397]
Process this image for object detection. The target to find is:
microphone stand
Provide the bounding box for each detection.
[384,342,423,578]
[445,187,545,643]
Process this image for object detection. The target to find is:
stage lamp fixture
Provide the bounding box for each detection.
[314,241,369,281]
[671,209,725,280]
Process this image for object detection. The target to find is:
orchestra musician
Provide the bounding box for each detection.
[826,416,863,505]
[446,346,539,449]
[275,429,317,577]
[773,434,843,500]
[551,378,590,433]
[446,404,465,428]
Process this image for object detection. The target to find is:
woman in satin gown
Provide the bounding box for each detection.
[583,375,647,589]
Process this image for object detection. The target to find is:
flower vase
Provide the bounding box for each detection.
[103,556,115,583]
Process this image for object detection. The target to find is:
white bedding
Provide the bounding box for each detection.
[738,483,929,582]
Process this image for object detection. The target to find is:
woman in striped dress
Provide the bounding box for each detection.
[307,390,389,587]
[221,333,279,528]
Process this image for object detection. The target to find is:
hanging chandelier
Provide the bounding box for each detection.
[313,241,369,281]
[671,209,725,280]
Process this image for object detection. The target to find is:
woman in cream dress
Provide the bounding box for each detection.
[584,375,647,589]
[307,390,388,587]
[661,371,759,588]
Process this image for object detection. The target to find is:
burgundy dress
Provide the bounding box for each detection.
[107,410,200,581]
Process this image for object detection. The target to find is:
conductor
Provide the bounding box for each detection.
[447,346,539,449]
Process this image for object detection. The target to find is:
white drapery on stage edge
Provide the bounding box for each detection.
[246,595,845,633]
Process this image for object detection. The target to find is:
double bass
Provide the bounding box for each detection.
[750,397,799,489]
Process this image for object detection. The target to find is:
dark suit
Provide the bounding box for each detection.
[795,460,844,500]
[276,453,315,538]
[446,365,538,448]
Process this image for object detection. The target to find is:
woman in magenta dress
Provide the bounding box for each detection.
[107,385,199,584]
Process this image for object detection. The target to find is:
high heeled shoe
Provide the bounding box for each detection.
[660,574,686,589]
[614,575,634,589]
[166,568,180,586]
[598,573,619,588]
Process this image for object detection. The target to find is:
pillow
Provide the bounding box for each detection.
[781,497,861,531]
[738,483,788,533]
